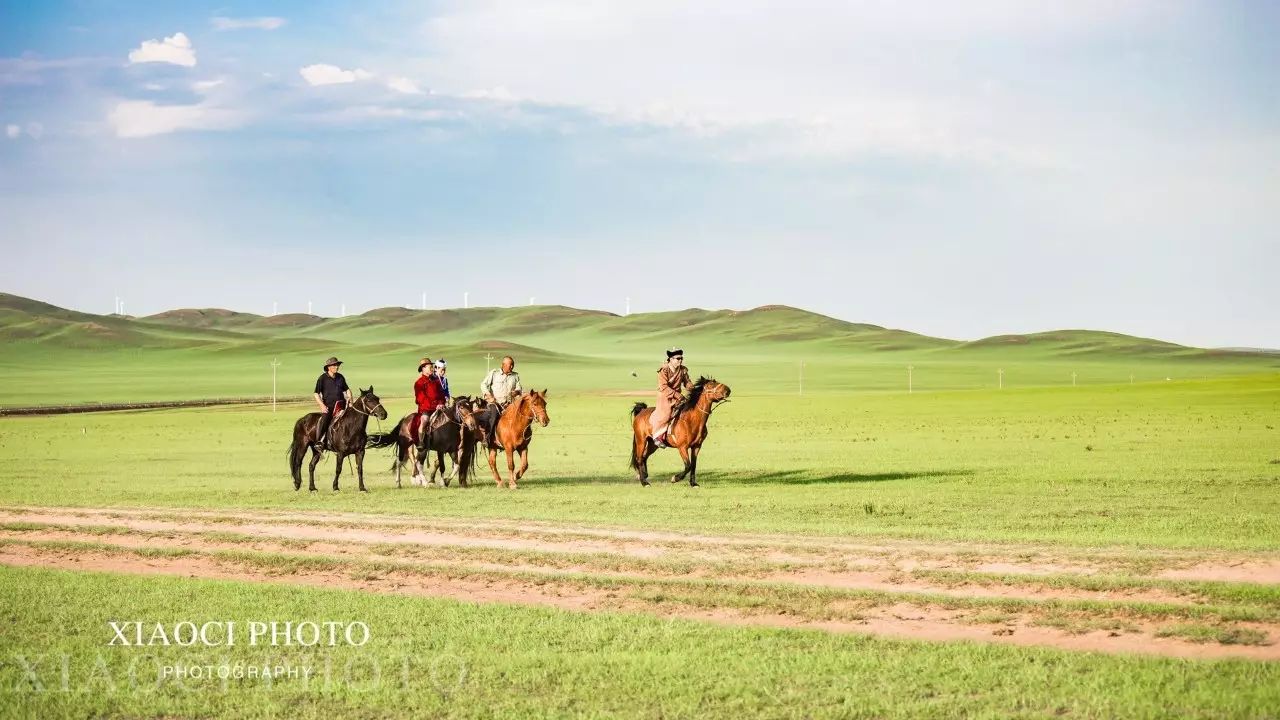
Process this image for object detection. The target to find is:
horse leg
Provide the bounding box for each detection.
[671,445,692,484]
[356,447,367,492]
[515,446,529,481]
[487,447,502,486]
[307,447,322,492]
[505,448,517,489]
[444,450,459,486]
[688,446,701,487]
[332,452,344,491]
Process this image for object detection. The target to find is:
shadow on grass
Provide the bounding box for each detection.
[502,468,973,487]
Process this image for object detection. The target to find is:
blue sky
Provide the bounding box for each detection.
[1,1,1277,346]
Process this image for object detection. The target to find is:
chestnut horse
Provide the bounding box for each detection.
[478,390,550,488]
[629,377,730,486]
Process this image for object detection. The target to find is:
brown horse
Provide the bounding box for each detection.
[369,399,479,489]
[287,387,388,492]
[630,377,730,487]
[478,390,550,488]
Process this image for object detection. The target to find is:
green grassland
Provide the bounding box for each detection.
[4,566,1279,720]
[2,292,1278,717]
[0,375,1276,550]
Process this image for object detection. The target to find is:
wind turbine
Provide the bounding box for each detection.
[464,291,469,309]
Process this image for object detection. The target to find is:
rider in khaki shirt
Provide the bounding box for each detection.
[479,355,522,444]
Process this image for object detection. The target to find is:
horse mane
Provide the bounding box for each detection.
[684,376,716,407]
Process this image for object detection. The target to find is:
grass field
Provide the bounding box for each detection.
[1,293,1278,717]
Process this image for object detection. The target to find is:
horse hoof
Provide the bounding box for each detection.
[640,479,651,487]
[670,476,680,483]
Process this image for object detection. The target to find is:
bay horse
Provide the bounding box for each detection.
[476,390,550,489]
[369,398,479,488]
[630,377,730,486]
[288,387,388,492]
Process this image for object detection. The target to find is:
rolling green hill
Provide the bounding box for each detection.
[0,292,1275,406]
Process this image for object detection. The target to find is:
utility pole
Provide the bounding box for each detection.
[998,368,1004,389]
[484,353,494,371]
[907,365,914,394]
[270,359,281,412]
[1072,371,1077,387]
[1129,373,1134,385]
[799,361,805,396]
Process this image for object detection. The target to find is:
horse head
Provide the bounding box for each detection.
[526,389,551,427]
[357,386,389,420]
[453,396,480,432]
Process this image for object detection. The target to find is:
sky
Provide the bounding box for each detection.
[1,1,1277,347]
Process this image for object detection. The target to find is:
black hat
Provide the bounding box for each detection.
[323,356,343,369]
[666,347,684,359]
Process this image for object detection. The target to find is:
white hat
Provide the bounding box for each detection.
[434,359,446,369]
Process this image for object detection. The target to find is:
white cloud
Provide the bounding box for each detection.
[192,78,225,93]
[413,1,1176,165]
[211,16,286,31]
[107,100,240,138]
[5,124,20,139]
[386,76,423,95]
[299,64,373,87]
[127,32,196,67]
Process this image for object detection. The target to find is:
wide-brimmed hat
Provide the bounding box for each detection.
[666,347,684,359]
[322,356,343,369]
[418,362,430,373]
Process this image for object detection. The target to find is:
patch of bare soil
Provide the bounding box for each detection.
[1,541,1277,662]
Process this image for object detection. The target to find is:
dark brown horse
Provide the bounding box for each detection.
[370,398,479,488]
[476,390,550,489]
[630,377,730,486]
[288,387,388,492]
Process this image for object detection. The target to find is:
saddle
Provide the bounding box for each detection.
[411,408,451,444]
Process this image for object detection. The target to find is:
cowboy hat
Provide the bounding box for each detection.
[322,356,343,369]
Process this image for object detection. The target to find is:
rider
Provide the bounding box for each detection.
[314,356,352,450]
[414,358,448,441]
[479,355,522,444]
[651,347,692,447]
[434,359,451,404]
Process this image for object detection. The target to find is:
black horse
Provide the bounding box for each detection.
[288,387,388,492]
[368,397,480,488]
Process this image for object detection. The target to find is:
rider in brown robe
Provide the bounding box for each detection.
[650,347,692,446]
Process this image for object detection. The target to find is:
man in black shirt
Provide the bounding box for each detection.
[314,356,352,449]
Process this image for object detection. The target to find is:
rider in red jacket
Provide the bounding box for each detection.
[414,359,447,440]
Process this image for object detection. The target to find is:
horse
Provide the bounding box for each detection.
[475,390,550,489]
[629,377,730,487]
[369,398,479,488]
[288,387,388,492]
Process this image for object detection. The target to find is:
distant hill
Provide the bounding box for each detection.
[1,292,1276,365]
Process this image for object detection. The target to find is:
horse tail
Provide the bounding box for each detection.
[366,433,398,449]
[288,417,309,485]
[628,404,648,471]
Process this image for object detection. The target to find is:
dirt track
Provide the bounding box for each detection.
[2,506,1278,661]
